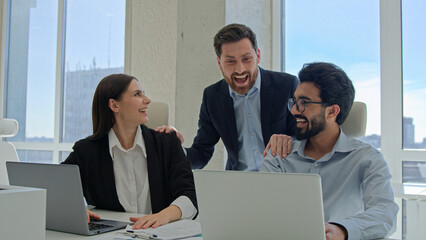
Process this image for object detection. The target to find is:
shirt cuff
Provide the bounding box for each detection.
[334,219,361,240]
[171,196,197,219]
[329,222,348,240]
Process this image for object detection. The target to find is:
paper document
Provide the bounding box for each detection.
[125,219,201,240]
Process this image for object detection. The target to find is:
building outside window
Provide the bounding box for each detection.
[2,0,125,163]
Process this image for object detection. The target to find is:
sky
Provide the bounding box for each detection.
[285,0,426,143]
[401,0,426,143]
[9,0,426,143]
[24,0,125,138]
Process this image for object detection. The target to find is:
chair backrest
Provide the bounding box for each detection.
[340,101,367,138]
[144,101,169,129]
[0,118,19,185]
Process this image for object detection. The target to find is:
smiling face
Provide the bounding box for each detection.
[217,38,260,95]
[290,82,327,140]
[110,79,151,127]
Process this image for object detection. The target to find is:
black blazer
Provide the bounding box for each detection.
[186,67,298,170]
[62,125,197,216]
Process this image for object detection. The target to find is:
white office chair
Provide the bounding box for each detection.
[145,101,169,129]
[340,101,367,138]
[0,118,19,185]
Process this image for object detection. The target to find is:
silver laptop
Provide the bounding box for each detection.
[193,170,326,240]
[6,162,129,235]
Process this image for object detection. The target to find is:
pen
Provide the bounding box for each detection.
[123,231,158,239]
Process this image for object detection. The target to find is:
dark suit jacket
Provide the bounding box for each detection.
[186,67,298,170]
[62,125,197,216]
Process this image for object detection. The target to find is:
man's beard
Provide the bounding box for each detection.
[294,110,326,141]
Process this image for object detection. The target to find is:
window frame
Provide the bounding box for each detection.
[0,0,71,163]
[0,0,128,163]
[277,0,426,183]
[278,0,426,238]
[380,0,426,182]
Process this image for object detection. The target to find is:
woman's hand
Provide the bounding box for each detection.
[129,205,182,229]
[86,208,100,223]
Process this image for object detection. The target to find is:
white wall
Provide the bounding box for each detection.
[125,0,178,125]
[225,0,273,70]
[175,0,226,170]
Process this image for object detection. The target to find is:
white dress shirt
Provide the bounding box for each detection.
[108,127,196,218]
[229,68,264,171]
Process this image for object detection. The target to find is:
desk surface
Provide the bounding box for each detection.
[45,209,395,240]
[46,209,201,240]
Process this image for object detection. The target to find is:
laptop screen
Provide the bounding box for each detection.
[194,170,326,240]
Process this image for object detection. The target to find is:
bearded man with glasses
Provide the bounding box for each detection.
[261,62,398,240]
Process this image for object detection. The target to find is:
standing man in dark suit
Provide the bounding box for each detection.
[158,23,298,170]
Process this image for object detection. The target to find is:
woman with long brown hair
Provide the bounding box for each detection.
[63,74,197,229]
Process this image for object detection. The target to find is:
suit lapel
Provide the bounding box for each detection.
[220,81,239,160]
[141,125,164,213]
[98,136,125,211]
[260,68,272,145]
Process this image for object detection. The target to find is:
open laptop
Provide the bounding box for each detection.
[6,162,129,235]
[193,170,326,240]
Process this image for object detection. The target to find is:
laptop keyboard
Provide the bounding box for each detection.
[88,222,113,231]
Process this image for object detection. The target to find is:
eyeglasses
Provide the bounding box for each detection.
[288,98,329,113]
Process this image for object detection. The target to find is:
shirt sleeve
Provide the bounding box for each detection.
[333,153,399,240]
[171,195,197,219]
[260,150,286,173]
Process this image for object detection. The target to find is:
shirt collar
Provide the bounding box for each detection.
[292,127,356,160]
[108,126,147,159]
[229,67,262,98]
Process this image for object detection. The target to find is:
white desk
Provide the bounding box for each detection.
[46,209,201,240]
[45,209,394,240]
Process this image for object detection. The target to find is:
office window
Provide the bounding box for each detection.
[3,0,125,162]
[63,0,125,143]
[60,151,71,162]
[283,0,381,148]
[402,0,426,149]
[403,161,426,184]
[5,0,58,143]
[17,150,53,164]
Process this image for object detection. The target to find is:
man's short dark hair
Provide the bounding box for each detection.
[213,23,258,58]
[298,62,355,125]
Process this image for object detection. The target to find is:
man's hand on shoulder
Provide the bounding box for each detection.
[325,223,347,240]
[263,134,293,158]
[155,125,184,144]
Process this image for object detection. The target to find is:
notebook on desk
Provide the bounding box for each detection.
[193,170,326,240]
[6,161,129,236]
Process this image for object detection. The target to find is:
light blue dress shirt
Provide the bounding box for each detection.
[261,129,398,240]
[229,69,264,171]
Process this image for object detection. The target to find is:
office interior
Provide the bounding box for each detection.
[1,0,425,239]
